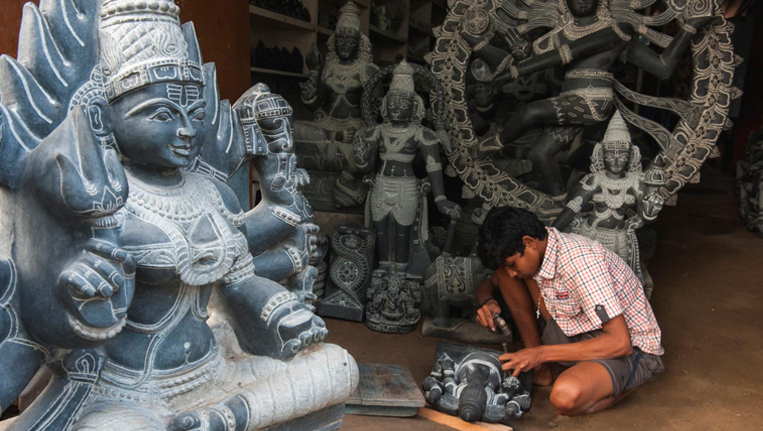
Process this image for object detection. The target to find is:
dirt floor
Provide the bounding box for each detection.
[325,166,763,431]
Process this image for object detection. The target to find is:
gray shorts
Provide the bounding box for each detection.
[542,319,665,395]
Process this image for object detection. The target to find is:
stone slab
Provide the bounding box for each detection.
[318,301,365,322]
[347,363,425,417]
[422,318,512,345]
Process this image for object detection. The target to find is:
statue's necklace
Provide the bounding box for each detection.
[381,124,416,154]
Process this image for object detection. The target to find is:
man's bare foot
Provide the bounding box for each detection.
[533,365,554,386]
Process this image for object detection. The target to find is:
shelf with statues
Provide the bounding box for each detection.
[369,24,408,43]
[250,5,317,31]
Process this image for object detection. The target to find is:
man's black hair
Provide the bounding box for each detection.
[477,206,547,270]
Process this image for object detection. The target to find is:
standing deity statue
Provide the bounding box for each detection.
[552,111,666,296]
[343,60,462,279]
[464,0,712,197]
[293,2,380,171]
[0,1,358,430]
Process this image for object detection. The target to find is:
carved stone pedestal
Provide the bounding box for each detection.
[318,224,375,321]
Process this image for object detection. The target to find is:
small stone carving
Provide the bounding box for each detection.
[738,127,763,237]
[423,342,532,423]
[294,2,380,211]
[319,224,375,321]
[424,222,492,330]
[0,1,357,429]
[366,270,423,333]
[553,110,666,298]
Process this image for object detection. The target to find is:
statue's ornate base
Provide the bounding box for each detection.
[318,224,375,322]
[365,271,423,334]
[421,318,512,345]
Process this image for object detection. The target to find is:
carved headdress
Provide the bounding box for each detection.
[326,2,373,65]
[337,2,362,36]
[591,110,641,173]
[381,60,426,124]
[99,0,205,102]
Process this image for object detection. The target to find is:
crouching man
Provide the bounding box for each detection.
[475,206,665,416]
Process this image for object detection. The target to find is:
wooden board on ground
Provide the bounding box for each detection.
[417,407,513,431]
[346,363,425,417]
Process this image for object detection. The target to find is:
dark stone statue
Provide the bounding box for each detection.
[422,342,532,423]
[738,127,763,238]
[294,2,380,211]
[0,1,357,429]
[366,270,423,333]
[427,0,740,225]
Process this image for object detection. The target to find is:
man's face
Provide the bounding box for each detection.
[566,0,598,17]
[501,236,542,279]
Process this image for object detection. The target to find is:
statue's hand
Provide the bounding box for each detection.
[436,199,462,220]
[299,73,319,102]
[269,298,328,359]
[625,217,643,233]
[642,192,665,220]
[58,239,136,338]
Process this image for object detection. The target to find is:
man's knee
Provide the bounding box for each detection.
[550,380,585,416]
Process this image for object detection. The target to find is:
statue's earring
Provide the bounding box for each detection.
[87,98,117,153]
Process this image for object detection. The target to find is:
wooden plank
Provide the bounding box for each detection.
[417,408,513,431]
[347,363,425,408]
[250,6,316,31]
[250,67,309,78]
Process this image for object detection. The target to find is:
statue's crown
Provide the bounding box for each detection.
[602,110,631,150]
[389,60,415,96]
[337,2,362,35]
[100,0,204,101]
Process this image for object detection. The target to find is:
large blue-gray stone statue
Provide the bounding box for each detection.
[0,1,358,430]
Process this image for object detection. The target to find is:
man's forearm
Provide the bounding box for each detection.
[475,275,498,305]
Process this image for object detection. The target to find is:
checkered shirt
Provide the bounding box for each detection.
[533,228,664,355]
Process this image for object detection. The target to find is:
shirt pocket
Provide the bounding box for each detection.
[551,290,581,316]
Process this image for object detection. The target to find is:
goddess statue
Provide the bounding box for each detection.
[0,1,357,430]
[552,110,666,295]
[463,0,712,197]
[293,2,380,174]
[343,61,462,279]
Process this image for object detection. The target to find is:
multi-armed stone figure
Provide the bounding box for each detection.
[0,1,357,430]
[553,111,666,296]
[294,2,380,209]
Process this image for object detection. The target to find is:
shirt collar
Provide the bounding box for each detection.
[534,227,558,281]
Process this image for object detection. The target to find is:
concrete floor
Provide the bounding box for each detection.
[325,166,763,431]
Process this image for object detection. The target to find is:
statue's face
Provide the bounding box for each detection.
[603,147,631,175]
[566,0,598,17]
[110,83,206,168]
[335,32,360,61]
[386,94,414,124]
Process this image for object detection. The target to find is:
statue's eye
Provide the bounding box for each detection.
[149,108,173,122]
[191,110,206,122]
